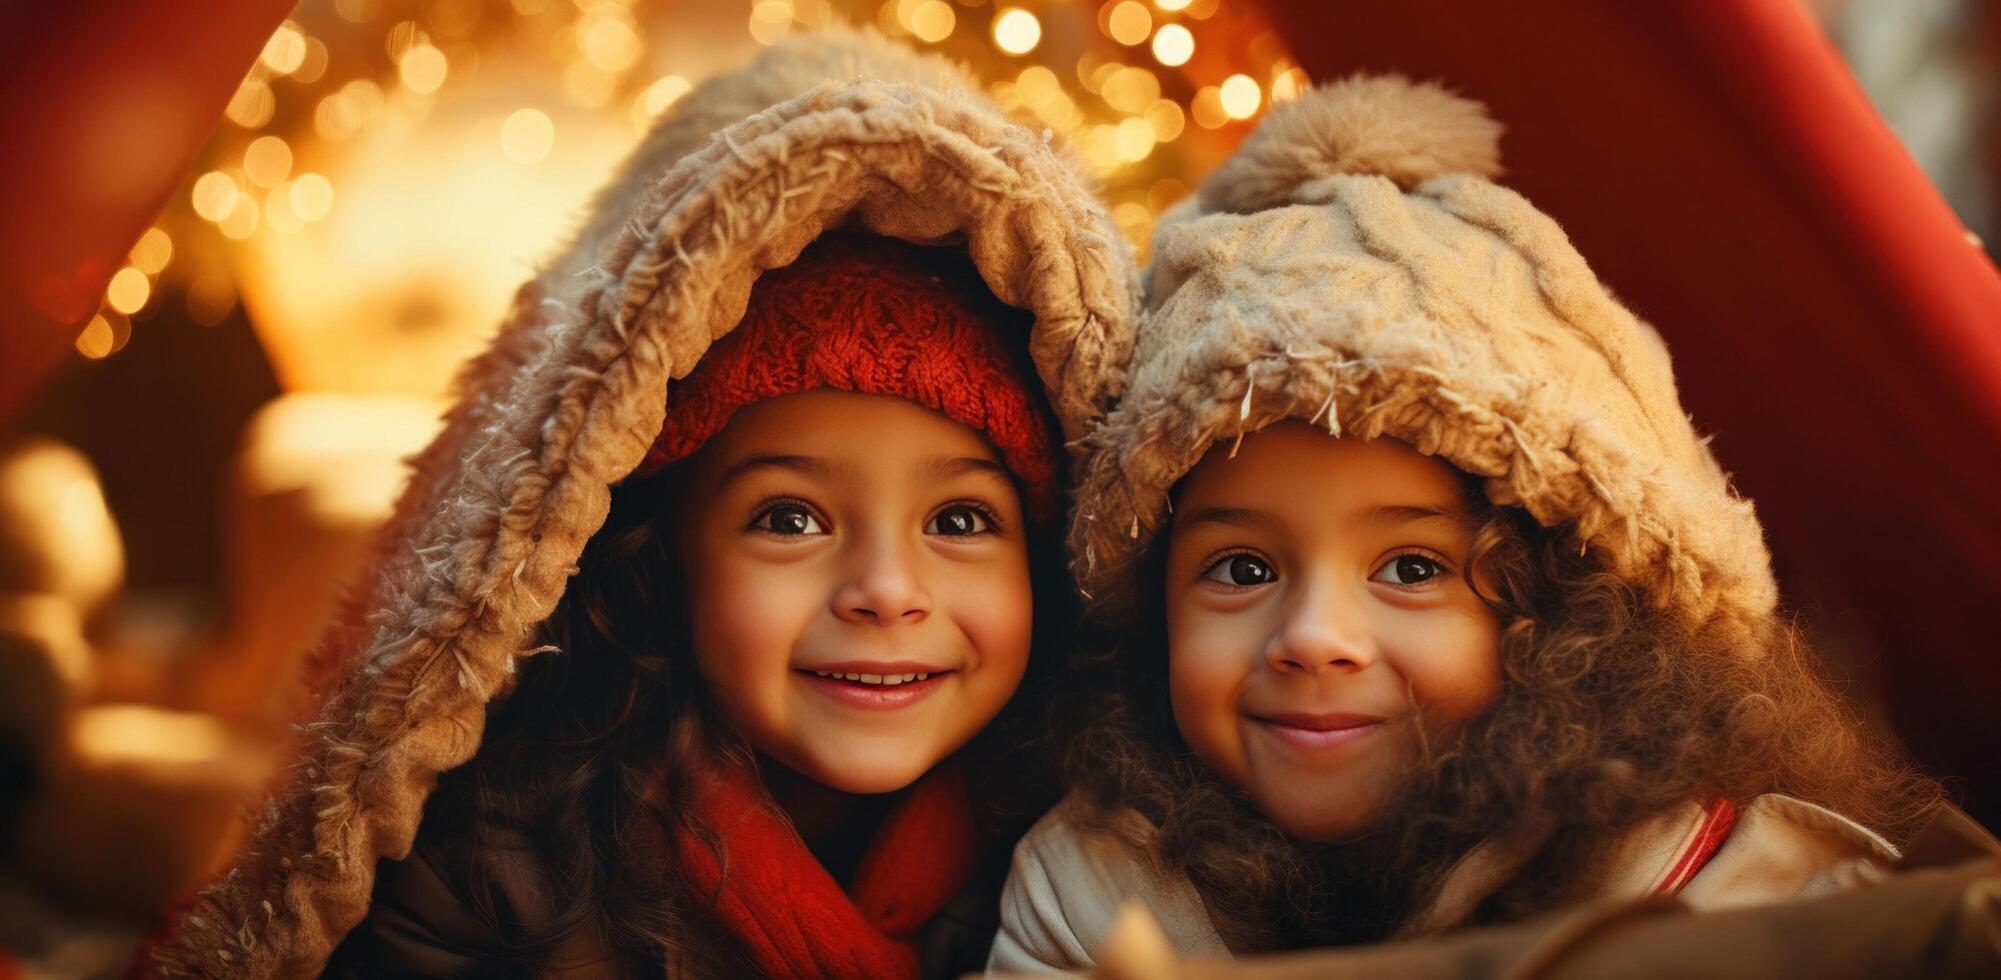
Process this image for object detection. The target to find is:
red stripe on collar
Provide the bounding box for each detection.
[1655,797,1740,895]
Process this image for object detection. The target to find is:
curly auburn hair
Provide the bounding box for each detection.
[381,456,1073,975]
[1064,480,1941,952]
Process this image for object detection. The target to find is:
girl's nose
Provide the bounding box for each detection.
[831,536,932,625]
[1264,578,1376,674]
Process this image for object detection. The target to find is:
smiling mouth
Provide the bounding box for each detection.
[794,663,956,708]
[807,669,937,686]
[1250,711,1385,752]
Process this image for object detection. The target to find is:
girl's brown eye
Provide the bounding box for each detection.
[925,505,991,537]
[1371,553,1444,586]
[1201,554,1275,587]
[753,503,824,536]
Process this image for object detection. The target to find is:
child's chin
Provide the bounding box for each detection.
[1256,789,1379,841]
[788,746,941,796]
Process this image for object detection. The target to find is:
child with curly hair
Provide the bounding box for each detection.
[991,76,1942,970]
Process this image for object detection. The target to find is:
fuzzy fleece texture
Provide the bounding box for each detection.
[1071,75,1777,645]
[149,29,1136,978]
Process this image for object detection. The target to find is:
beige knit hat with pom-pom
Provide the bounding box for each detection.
[1072,75,1778,646]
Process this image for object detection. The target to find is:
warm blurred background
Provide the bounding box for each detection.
[1,1,1998,976]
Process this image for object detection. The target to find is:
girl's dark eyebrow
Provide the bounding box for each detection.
[715,453,837,488]
[925,455,1011,482]
[1175,505,1275,531]
[1367,503,1465,526]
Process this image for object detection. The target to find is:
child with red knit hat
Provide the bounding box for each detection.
[144,32,1134,980]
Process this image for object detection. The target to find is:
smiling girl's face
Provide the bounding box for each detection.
[678,388,1035,795]
[1164,421,1502,840]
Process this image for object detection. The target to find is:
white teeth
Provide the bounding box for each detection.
[810,670,939,685]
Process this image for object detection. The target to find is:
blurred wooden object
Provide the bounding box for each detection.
[188,392,442,725]
[15,705,277,918]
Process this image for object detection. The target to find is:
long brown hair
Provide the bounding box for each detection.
[416,451,1074,973]
[1065,482,1940,951]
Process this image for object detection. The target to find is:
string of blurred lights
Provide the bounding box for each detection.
[81,0,1304,391]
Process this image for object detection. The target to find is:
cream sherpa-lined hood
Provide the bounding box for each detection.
[1070,75,1776,645]
[151,31,1136,978]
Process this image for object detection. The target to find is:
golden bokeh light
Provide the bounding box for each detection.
[74,314,132,359]
[261,22,309,75]
[908,1,955,43]
[1101,66,1161,114]
[750,1,794,45]
[186,273,237,327]
[581,13,643,71]
[265,184,306,234]
[1191,84,1228,128]
[105,268,151,315]
[296,37,331,84]
[993,8,1041,55]
[74,314,115,359]
[634,75,693,130]
[225,79,276,128]
[1151,23,1193,66]
[219,193,262,240]
[1114,117,1156,162]
[1220,73,1262,119]
[191,171,242,222]
[501,108,556,164]
[1155,0,1192,10]
[1105,1,1152,46]
[1272,66,1309,103]
[244,136,293,188]
[1145,98,1185,141]
[398,43,449,94]
[129,228,173,275]
[290,173,335,222]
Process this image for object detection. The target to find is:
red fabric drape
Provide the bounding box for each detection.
[0,1,295,426]
[1259,0,2001,821]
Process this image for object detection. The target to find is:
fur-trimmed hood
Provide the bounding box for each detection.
[151,30,1136,978]
[1070,75,1776,645]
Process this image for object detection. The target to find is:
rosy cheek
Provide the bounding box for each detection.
[1166,611,1253,773]
[1400,609,1503,732]
[951,558,1033,679]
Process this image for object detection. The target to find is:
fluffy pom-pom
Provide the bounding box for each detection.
[1198,74,1503,213]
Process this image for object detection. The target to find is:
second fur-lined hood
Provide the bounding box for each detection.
[151,30,1137,978]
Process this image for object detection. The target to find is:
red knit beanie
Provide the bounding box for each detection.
[635,231,1061,520]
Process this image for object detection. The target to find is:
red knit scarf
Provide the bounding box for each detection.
[673,762,981,979]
